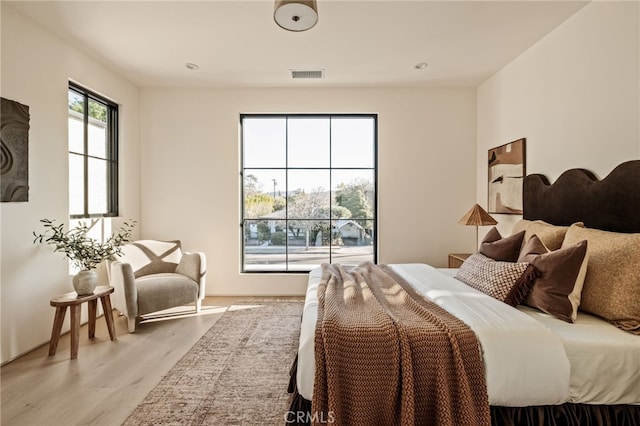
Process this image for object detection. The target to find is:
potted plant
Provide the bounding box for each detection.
[33,219,136,295]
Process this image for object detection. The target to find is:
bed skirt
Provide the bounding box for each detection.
[287,356,640,426]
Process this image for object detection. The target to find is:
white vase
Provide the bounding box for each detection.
[72,270,98,295]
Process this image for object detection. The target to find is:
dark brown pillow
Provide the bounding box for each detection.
[479,228,525,262]
[520,235,589,323]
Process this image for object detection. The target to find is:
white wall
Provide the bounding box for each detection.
[0,5,141,363]
[477,1,640,236]
[7,0,628,363]
[140,87,478,295]
[5,0,635,363]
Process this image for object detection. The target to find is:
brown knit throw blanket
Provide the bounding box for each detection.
[313,262,491,426]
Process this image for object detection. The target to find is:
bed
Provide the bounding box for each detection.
[288,160,640,425]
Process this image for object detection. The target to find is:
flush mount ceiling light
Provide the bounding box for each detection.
[414,62,428,70]
[274,0,318,32]
[185,63,199,70]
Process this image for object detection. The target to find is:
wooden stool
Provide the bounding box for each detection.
[48,285,117,359]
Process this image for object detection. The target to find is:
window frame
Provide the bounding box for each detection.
[240,113,378,273]
[68,82,119,219]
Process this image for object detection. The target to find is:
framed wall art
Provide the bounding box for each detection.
[1,97,30,202]
[488,138,525,214]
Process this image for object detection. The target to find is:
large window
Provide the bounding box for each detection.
[68,83,118,218]
[241,114,377,272]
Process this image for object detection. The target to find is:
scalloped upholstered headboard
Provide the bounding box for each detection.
[523,160,640,233]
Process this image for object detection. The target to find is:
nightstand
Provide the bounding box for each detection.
[448,253,471,268]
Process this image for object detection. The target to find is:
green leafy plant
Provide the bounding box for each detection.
[33,219,136,270]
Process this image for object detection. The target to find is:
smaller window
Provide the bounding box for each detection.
[68,83,119,218]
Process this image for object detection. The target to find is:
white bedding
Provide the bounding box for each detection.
[297,264,640,406]
[519,305,640,404]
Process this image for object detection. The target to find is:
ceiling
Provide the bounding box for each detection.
[7,0,588,88]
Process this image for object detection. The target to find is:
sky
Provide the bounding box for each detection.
[242,115,375,195]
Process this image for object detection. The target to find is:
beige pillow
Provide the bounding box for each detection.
[519,235,589,323]
[512,220,577,251]
[562,224,640,334]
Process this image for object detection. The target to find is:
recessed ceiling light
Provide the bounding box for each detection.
[185,63,199,70]
[414,62,428,70]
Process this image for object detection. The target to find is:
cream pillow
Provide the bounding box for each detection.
[512,219,578,251]
[562,224,640,334]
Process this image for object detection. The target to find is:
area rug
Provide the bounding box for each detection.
[123,300,304,426]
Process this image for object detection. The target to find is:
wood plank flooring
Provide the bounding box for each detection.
[1,296,301,426]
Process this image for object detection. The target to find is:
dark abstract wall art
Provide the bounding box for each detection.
[488,138,526,214]
[1,97,30,202]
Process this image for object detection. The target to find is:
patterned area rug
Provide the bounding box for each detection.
[123,300,304,425]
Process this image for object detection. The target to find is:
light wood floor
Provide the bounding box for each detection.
[1,296,301,426]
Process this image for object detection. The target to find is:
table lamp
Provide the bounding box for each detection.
[458,203,498,248]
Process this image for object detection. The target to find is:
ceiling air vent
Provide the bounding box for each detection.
[290,69,324,79]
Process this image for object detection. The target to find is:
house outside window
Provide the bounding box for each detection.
[241,114,377,273]
[68,83,118,218]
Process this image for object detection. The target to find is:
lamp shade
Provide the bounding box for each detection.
[274,0,318,32]
[458,203,498,227]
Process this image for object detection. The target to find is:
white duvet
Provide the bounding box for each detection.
[297,264,636,407]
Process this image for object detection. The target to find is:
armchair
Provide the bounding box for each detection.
[108,240,206,332]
